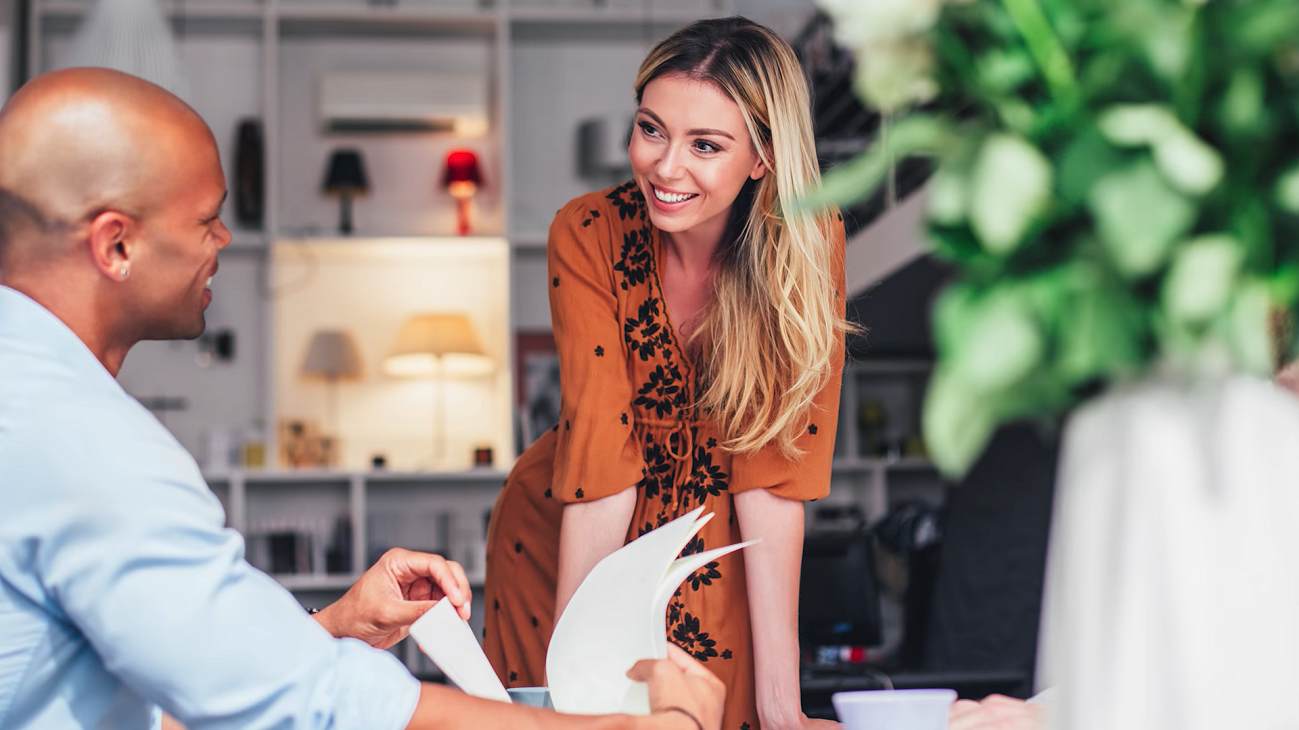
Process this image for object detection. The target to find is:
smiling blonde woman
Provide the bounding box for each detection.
[484,17,852,729]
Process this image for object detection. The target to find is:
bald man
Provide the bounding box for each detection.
[0,69,721,730]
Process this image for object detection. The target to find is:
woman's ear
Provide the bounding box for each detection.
[749,158,767,181]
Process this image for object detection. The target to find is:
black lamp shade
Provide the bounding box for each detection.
[322,149,369,195]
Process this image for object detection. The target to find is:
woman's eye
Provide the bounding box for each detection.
[694,140,720,154]
[638,121,661,138]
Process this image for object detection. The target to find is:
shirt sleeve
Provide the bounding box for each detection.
[34,430,420,730]
[548,198,645,503]
[730,219,848,501]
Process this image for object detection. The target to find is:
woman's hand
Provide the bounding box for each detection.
[949,695,1046,730]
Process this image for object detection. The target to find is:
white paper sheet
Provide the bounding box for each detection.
[546,508,757,715]
[409,598,511,703]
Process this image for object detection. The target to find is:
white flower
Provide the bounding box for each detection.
[818,0,945,49]
[854,38,939,112]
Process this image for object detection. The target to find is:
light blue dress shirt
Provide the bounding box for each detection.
[0,286,420,729]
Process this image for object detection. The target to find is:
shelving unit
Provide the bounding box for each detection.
[829,360,947,522]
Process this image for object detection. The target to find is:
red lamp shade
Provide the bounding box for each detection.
[443,149,482,199]
[443,149,482,236]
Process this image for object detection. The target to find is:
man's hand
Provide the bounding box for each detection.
[627,645,726,730]
[314,548,471,649]
[949,695,1045,730]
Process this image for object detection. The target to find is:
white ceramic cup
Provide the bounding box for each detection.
[832,688,957,730]
[507,687,553,709]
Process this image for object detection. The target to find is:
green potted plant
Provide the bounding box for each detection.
[813,0,1299,727]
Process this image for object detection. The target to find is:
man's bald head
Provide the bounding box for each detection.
[0,68,217,266]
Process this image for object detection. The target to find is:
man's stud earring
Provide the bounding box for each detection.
[119,264,130,280]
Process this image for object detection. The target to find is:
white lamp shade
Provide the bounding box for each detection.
[384,313,494,378]
[301,329,364,380]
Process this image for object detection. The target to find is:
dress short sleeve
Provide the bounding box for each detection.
[548,197,644,503]
[729,219,848,501]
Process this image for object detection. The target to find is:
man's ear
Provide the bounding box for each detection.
[86,210,135,282]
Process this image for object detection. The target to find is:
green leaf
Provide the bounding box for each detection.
[932,282,981,359]
[1276,164,1299,214]
[1099,104,1222,195]
[927,164,968,226]
[1152,128,1223,196]
[976,48,1035,94]
[1089,160,1196,278]
[799,115,956,211]
[969,134,1053,255]
[923,366,997,478]
[950,289,1044,392]
[1058,126,1128,207]
[1161,235,1244,326]
[1219,68,1265,137]
[1227,279,1276,375]
[1099,104,1176,146]
[1056,266,1146,384]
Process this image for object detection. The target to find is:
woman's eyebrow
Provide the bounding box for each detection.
[636,107,736,141]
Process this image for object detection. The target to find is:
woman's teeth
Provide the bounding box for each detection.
[654,187,697,204]
[206,276,213,288]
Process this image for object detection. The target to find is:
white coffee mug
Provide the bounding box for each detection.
[832,688,956,730]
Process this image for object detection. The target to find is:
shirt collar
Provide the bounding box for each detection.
[0,284,122,390]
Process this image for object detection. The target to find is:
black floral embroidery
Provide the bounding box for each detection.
[809,423,819,435]
[509,671,518,682]
[706,437,717,449]
[594,345,605,357]
[514,541,523,553]
[686,446,729,504]
[688,561,722,591]
[575,488,585,499]
[544,487,553,499]
[605,180,643,221]
[614,227,653,291]
[637,441,673,500]
[552,276,560,287]
[681,536,722,591]
[671,612,719,661]
[667,600,683,625]
[721,649,733,660]
[634,364,681,418]
[624,298,663,361]
[620,412,629,425]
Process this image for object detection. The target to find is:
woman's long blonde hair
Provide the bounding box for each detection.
[635,17,854,459]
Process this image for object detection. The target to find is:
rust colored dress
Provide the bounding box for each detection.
[484,182,845,730]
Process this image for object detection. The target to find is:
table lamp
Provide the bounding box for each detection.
[442,149,482,236]
[300,329,364,457]
[384,313,494,467]
[322,149,369,235]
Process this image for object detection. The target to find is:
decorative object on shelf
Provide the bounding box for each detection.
[442,149,482,236]
[321,148,369,235]
[577,115,633,182]
[473,445,494,467]
[278,418,334,469]
[858,398,887,457]
[59,0,189,98]
[300,328,364,450]
[817,0,1299,727]
[384,312,495,466]
[234,118,265,229]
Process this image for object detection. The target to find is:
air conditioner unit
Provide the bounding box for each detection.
[318,71,487,134]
